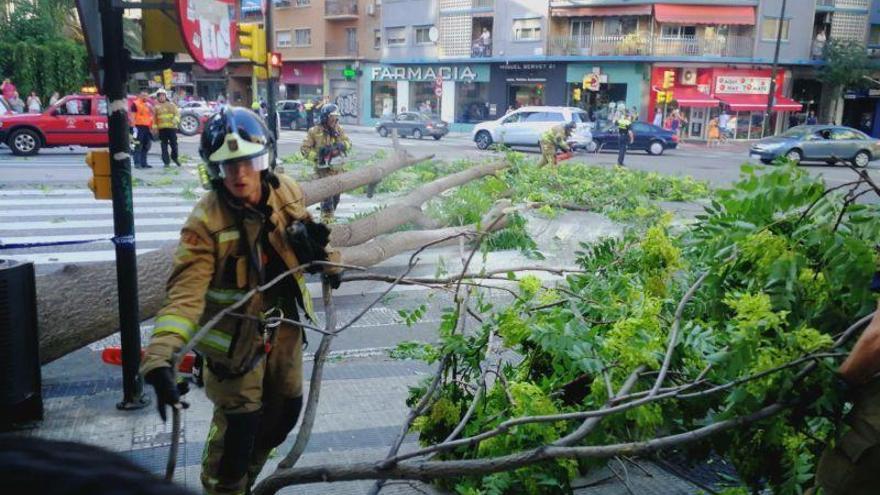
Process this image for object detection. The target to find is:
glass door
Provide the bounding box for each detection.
[571,20,592,49]
[688,107,706,139]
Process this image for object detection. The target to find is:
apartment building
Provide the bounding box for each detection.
[226,0,381,123]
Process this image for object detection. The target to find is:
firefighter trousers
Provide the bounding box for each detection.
[158,128,179,166]
[200,323,304,495]
[316,167,342,216]
[538,141,557,167]
[134,125,152,168]
[813,379,880,495]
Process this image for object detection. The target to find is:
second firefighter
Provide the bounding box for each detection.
[300,104,351,223]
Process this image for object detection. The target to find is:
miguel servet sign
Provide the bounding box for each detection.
[715,76,771,95]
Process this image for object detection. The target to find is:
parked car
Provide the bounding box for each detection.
[375,112,449,140]
[749,125,880,167]
[591,121,679,156]
[471,106,593,151]
[177,100,214,136]
[277,100,308,130]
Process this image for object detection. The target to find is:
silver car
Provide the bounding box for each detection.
[750,125,880,167]
[472,106,594,151]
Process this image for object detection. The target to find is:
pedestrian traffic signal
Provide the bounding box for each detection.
[86,149,112,200]
[662,70,676,90]
[162,69,173,89]
[269,52,282,68]
[238,23,266,65]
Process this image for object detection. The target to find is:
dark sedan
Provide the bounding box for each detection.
[277,100,308,130]
[591,121,679,156]
[375,112,449,140]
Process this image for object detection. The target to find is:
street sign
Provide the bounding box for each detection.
[434,87,442,97]
[74,0,105,93]
[582,73,600,92]
[177,0,235,71]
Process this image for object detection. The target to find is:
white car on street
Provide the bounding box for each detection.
[472,106,594,151]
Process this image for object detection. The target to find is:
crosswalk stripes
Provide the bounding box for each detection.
[0,186,386,268]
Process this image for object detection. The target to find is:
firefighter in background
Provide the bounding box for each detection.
[131,91,154,169]
[141,107,341,495]
[537,121,575,167]
[614,111,635,167]
[154,88,181,168]
[300,103,351,223]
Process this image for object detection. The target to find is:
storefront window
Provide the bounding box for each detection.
[409,82,437,115]
[508,84,544,109]
[371,81,396,118]
[567,83,627,124]
[456,82,490,123]
[730,111,776,139]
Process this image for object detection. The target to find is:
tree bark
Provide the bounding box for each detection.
[34,152,434,363]
[329,160,508,247]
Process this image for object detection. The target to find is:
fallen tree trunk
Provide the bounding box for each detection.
[329,160,508,247]
[34,152,435,363]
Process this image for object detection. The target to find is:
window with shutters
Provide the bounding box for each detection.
[294,28,311,46]
[277,30,292,48]
[513,18,541,41]
[386,26,406,46]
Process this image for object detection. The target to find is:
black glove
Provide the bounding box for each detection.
[323,272,342,290]
[144,367,189,422]
[286,221,331,274]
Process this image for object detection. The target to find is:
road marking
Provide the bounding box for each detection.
[3,248,155,264]
[0,196,194,206]
[0,217,187,230]
[0,205,195,217]
[0,187,192,196]
[1,230,180,245]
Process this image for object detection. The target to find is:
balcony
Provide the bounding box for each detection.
[550,34,753,58]
[325,0,358,20]
[470,39,492,57]
[326,40,359,58]
[473,0,493,8]
[816,0,869,10]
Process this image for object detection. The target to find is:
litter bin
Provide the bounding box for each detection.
[0,259,42,430]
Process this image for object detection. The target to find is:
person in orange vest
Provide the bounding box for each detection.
[131,91,154,169]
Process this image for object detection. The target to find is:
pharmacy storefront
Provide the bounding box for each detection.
[362,64,491,131]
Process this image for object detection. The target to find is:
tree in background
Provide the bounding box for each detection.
[0,0,89,100]
[819,39,871,124]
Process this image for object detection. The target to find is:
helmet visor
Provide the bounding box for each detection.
[218,153,271,179]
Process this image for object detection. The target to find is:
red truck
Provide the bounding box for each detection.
[0,93,209,156]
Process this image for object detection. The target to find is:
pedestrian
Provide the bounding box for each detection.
[26,91,40,113]
[614,111,634,166]
[807,297,880,495]
[300,103,351,223]
[807,111,818,125]
[707,116,720,148]
[130,91,154,169]
[304,98,316,129]
[49,91,60,106]
[9,91,23,113]
[718,110,731,142]
[537,121,574,167]
[653,110,662,127]
[154,88,181,168]
[1,78,16,101]
[141,106,342,495]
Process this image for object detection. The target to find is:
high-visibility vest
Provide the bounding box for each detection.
[154,102,179,129]
[133,99,153,127]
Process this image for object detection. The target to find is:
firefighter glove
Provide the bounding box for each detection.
[285,221,331,274]
[145,366,189,422]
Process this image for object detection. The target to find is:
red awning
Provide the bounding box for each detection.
[670,87,719,107]
[715,94,803,112]
[654,4,755,25]
[551,5,652,17]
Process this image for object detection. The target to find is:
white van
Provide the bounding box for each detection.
[471,106,594,151]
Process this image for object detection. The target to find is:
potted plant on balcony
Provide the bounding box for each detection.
[620,33,646,55]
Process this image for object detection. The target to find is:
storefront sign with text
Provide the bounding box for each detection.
[715,76,771,95]
[371,66,478,81]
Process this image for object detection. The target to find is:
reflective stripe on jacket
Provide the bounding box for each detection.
[300,123,351,165]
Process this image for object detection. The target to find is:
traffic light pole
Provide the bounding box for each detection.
[763,0,787,137]
[100,0,147,411]
[265,0,278,138]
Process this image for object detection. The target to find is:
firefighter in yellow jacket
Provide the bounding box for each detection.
[140,107,341,495]
[537,121,574,167]
[300,103,351,222]
[153,88,181,168]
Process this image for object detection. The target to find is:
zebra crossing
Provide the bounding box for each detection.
[0,184,385,272]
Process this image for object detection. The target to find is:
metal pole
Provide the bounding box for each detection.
[265,0,278,138]
[100,0,148,410]
[763,0,787,137]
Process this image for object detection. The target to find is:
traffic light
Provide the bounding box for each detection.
[254,66,268,80]
[662,70,675,89]
[656,90,667,105]
[238,23,266,65]
[573,87,582,102]
[269,52,282,69]
[162,69,173,89]
[86,150,112,200]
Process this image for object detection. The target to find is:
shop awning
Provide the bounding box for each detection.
[670,87,719,107]
[715,94,803,111]
[654,4,755,25]
[551,5,652,17]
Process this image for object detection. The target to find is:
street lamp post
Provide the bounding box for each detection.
[763,0,788,137]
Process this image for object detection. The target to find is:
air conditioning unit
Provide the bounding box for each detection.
[681,68,697,86]
[367,2,375,15]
